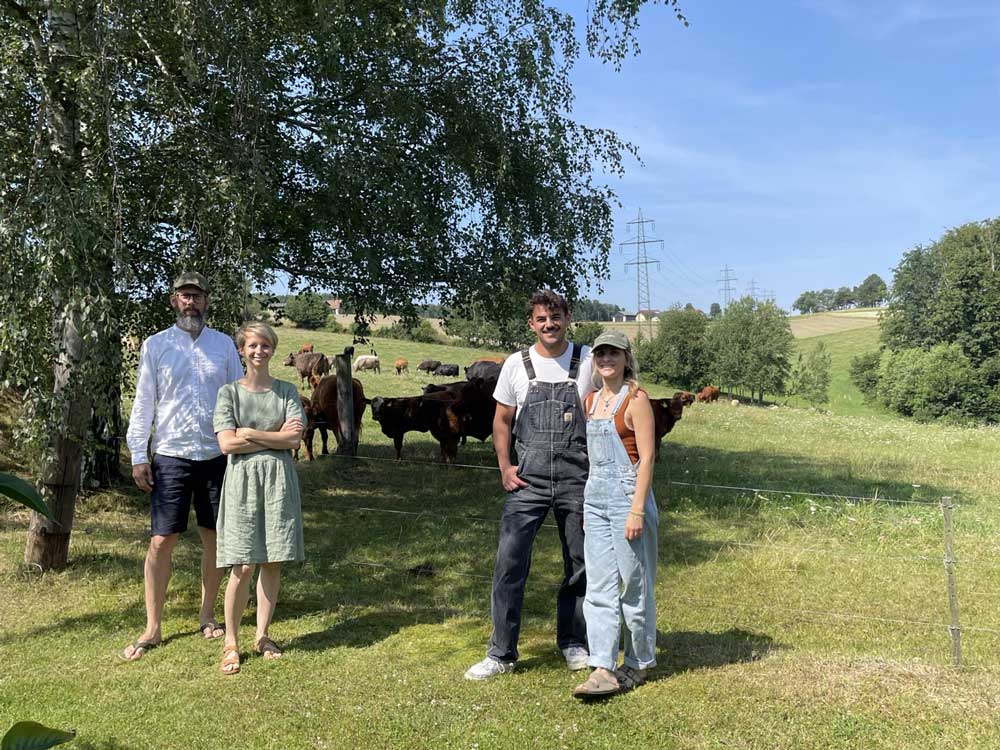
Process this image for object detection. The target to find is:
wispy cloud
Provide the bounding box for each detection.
[801,0,1000,40]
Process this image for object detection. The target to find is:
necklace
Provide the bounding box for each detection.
[600,387,620,410]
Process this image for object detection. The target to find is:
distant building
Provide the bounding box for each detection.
[635,309,661,322]
[611,312,637,323]
[325,298,344,317]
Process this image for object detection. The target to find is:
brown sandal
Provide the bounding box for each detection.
[254,636,283,660]
[221,647,240,675]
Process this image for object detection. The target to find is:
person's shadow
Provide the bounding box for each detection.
[654,628,781,678]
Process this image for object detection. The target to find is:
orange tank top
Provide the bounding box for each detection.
[585,390,641,464]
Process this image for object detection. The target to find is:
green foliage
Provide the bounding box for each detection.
[2,722,75,749]
[445,312,534,351]
[635,306,709,389]
[849,351,882,400]
[376,319,443,345]
[284,294,330,330]
[875,344,982,421]
[786,342,832,407]
[854,273,888,307]
[0,473,51,521]
[572,299,622,321]
[705,297,794,403]
[570,321,605,345]
[793,274,887,314]
[323,319,346,334]
[882,220,1000,364]
[709,302,722,319]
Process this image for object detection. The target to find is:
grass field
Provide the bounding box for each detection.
[6,323,1000,749]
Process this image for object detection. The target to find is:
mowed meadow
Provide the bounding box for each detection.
[6,320,1000,748]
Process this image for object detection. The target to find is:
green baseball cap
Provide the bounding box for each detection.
[172,271,209,293]
[591,330,631,352]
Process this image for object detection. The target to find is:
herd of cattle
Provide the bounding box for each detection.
[283,343,723,465]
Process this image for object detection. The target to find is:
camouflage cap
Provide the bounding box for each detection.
[591,330,631,352]
[172,271,209,293]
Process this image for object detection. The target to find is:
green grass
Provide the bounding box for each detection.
[788,325,884,418]
[6,324,1000,748]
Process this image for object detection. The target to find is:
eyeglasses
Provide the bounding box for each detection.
[176,292,206,302]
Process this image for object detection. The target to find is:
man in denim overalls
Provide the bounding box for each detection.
[465,290,594,680]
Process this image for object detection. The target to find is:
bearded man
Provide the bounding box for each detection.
[121,271,244,660]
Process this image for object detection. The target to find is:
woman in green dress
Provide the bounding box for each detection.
[213,321,306,675]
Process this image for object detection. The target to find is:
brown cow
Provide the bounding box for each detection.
[471,356,505,364]
[673,390,696,406]
[298,343,314,354]
[649,394,687,461]
[394,357,409,375]
[282,351,330,389]
[696,385,720,403]
[309,375,366,451]
[294,395,329,461]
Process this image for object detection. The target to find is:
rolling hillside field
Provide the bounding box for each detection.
[9,320,1000,749]
[599,307,881,343]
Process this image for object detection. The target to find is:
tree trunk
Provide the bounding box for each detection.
[25,304,91,569]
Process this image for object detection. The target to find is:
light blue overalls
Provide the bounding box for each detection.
[582,388,659,671]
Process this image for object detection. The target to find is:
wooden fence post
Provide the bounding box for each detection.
[334,346,357,456]
[940,496,961,667]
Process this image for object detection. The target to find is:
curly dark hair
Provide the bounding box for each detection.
[524,289,569,318]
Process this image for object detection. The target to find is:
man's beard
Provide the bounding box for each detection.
[176,312,205,335]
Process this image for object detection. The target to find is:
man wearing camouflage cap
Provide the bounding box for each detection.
[122,271,244,660]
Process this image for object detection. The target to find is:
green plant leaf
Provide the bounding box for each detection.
[0,474,52,521]
[2,722,76,750]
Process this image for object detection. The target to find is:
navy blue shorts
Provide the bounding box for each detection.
[149,454,227,536]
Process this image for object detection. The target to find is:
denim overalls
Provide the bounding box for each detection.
[487,344,589,662]
[582,388,658,671]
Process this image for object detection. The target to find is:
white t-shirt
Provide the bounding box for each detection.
[493,342,594,411]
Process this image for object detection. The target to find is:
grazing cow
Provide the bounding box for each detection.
[470,356,505,365]
[464,360,502,384]
[673,390,696,406]
[416,359,441,374]
[282,351,330,389]
[298,343,314,354]
[433,363,459,377]
[294,395,329,462]
[310,375,366,450]
[649,393,687,461]
[394,357,409,375]
[353,354,381,374]
[696,385,721,403]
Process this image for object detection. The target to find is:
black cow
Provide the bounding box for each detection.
[434,364,459,377]
[464,360,501,383]
[417,359,441,374]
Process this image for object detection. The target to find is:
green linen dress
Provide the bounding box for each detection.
[213,380,306,566]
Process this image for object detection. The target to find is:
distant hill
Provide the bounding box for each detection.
[789,309,882,339]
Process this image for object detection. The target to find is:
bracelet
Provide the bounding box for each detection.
[627,510,644,518]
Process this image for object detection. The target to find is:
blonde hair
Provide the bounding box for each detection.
[235,321,278,351]
[590,346,641,397]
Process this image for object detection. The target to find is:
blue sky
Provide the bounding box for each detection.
[572,0,1000,313]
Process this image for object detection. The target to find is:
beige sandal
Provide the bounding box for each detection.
[572,670,620,699]
[221,647,240,675]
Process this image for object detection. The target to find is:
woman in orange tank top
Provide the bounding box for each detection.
[572,330,659,698]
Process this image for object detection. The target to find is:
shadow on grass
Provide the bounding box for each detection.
[655,627,782,677]
[284,607,456,651]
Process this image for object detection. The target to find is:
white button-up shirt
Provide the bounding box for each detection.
[126,325,244,465]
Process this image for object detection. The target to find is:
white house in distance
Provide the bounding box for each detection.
[325,298,345,317]
[612,309,660,322]
[611,312,637,322]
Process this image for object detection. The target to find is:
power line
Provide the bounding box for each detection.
[620,207,662,340]
[717,265,737,309]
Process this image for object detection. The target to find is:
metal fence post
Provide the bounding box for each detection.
[940,496,961,667]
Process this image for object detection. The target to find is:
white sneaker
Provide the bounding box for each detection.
[562,646,590,671]
[464,656,516,681]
